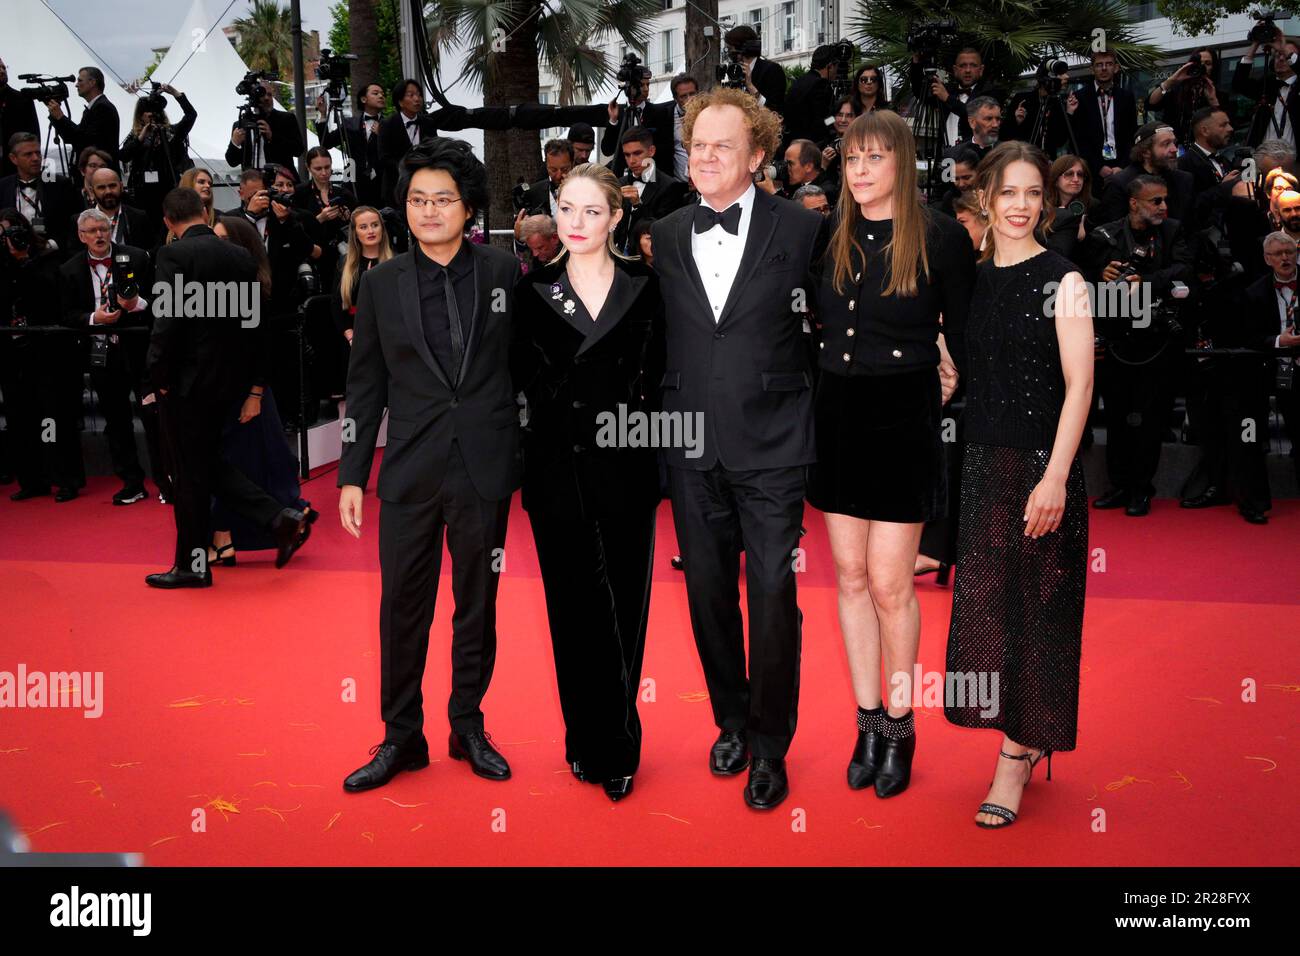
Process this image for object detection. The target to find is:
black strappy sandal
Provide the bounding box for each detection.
[975,747,1053,829]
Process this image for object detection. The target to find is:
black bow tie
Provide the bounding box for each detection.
[693,203,741,235]
[405,119,418,129]
[18,180,37,189]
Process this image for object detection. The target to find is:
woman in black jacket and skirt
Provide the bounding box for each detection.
[808,109,974,799]
[511,162,664,802]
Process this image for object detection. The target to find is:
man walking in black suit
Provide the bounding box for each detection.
[47,67,120,162]
[145,187,308,588]
[650,88,823,810]
[338,139,522,793]
[783,46,839,147]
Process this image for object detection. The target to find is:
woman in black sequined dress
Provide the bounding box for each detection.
[943,141,1095,829]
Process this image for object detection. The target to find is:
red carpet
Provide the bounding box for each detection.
[0,466,1295,866]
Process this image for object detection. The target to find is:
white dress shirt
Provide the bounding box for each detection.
[1095,82,1117,161]
[401,111,421,146]
[1192,141,1225,179]
[1274,275,1296,346]
[632,162,656,200]
[1273,75,1298,148]
[690,182,756,323]
[87,248,148,343]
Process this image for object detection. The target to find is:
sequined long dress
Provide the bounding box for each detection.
[944,249,1088,752]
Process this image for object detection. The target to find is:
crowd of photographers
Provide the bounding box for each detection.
[0,16,1297,522]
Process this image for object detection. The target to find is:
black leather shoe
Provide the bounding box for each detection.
[1180,487,1228,509]
[709,729,749,776]
[343,737,430,792]
[112,484,147,506]
[1093,488,1129,509]
[449,729,511,780]
[848,727,884,790]
[875,720,916,799]
[1125,494,1152,517]
[269,507,309,568]
[9,487,49,501]
[1241,510,1269,525]
[603,776,634,802]
[670,554,684,570]
[54,487,79,502]
[744,757,788,810]
[145,567,213,589]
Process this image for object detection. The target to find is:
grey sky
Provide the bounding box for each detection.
[44,0,339,85]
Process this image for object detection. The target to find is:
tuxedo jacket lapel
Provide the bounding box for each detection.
[579,269,647,356]
[395,254,451,389]
[716,192,778,329]
[675,210,713,328]
[457,244,492,383]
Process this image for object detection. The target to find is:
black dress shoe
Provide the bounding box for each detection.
[343,737,430,792]
[602,776,634,802]
[1125,494,1151,517]
[670,555,684,570]
[875,712,916,798]
[1180,487,1228,509]
[449,729,511,780]
[54,487,79,502]
[269,507,309,568]
[1241,510,1269,525]
[848,727,884,790]
[709,728,749,776]
[112,484,147,506]
[744,757,788,810]
[145,567,213,589]
[1093,488,1129,509]
[10,487,49,501]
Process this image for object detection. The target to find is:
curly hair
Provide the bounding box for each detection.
[681,86,783,168]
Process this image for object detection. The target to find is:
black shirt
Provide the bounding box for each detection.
[413,239,476,382]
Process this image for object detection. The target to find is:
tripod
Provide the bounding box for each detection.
[1029,86,1080,157]
[909,68,950,203]
[42,96,73,179]
[322,87,355,185]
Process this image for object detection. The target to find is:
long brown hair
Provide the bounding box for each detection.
[1047,154,1092,209]
[340,206,394,310]
[215,216,272,297]
[178,167,216,226]
[829,109,929,297]
[974,141,1055,263]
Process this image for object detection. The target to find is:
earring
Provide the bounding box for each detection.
[980,207,989,218]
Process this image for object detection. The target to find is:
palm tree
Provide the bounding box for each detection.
[233,0,294,78]
[349,0,382,93]
[426,0,661,243]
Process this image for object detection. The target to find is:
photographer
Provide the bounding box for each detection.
[600,62,674,178]
[516,138,574,223]
[1149,48,1228,144]
[292,146,356,284]
[315,82,385,209]
[1081,175,1194,517]
[119,83,196,232]
[721,25,786,114]
[818,96,856,192]
[0,132,79,253]
[225,77,304,172]
[567,122,597,166]
[1231,20,1300,149]
[908,46,1003,148]
[1068,50,1139,180]
[784,45,839,146]
[1246,232,1300,489]
[0,57,39,178]
[47,67,120,162]
[1098,122,1195,225]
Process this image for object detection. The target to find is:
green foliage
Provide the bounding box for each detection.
[1156,1,1254,39]
[327,0,404,111]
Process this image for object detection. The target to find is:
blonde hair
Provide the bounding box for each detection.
[552,163,636,263]
[340,206,394,310]
[177,167,216,226]
[681,86,783,169]
[974,141,1055,263]
[829,109,930,297]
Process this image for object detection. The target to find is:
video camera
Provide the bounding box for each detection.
[1036,59,1072,97]
[317,48,358,103]
[18,73,73,102]
[1247,9,1293,45]
[236,70,278,132]
[616,53,649,102]
[907,19,958,75]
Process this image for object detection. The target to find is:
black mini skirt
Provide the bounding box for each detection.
[807,367,947,523]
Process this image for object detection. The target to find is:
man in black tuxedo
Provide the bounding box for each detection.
[145,187,308,588]
[600,66,676,178]
[59,208,150,504]
[1231,27,1300,150]
[614,126,688,254]
[338,138,522,793]
[224,79,305,172]
[1179,107,1240,228]
[0,57,39,178]
[47,67,120,162]
[1099,122,1197,224]
[518,138,574,220]
[780,138,838,204]
[783,45,839,148]
[71,167,151,251]
[723,26,786,116]
[0,132,80,253]
[315,82,385,208]
[650,89,823,811]
[1069,49,1138,180]
[942,96,1002,166]
[909,47,1004,149]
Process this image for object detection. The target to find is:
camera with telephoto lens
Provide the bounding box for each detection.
[1036,59,1072,98]
[140,81,167,116]
[18,73,73,102]
[907,18,958,76]
[259,166,294,205]
[1185,54,1206,79]
[296,261,319,297]
[1278,352,1295,390]
[110,253,138,301]
[0,219,32,253]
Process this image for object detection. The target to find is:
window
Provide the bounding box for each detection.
[781,2,799,53]
[748,8,763,39]
[662,29,677,74]
[815,0,828,45]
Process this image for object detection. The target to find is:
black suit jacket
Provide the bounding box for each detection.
[749,57,787,114]
[1239,272,1292,351]
[511,256,664,514]
[650,189,823,470]
[1232,59,1300,148]
[784,72,835,144]
[224,108,305,171]
[521,177,557,217]
[601,100,676,178]
[146,224,259,399]
[51,95,120,162]
[614,169,689,253]
[1098,162,1196,226]
[65,203,152,254]
[317,110,382,202]
[0,173,80,253]
[1072,81,1138,176]
[57,242,152,361]
[0,85,40,177]
[338,241,523,502]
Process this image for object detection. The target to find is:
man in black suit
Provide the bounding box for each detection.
[59,208,150,504]
[723,26,786,116]
[781,138,838,204]
[567,122,597,165]
[1231,26,1300,150]
[0,132,80,253]
[224,79,304,172]
[614,126,688,253]
[1069,49,1138,180]
[1179,107,1240,229]
[650,88,823,811]
[145,187,308,588]
[517,138,574,220]
[47,67,120,162]
[338,138,522,792]
[0,57,39,178]
[74,167,151,250]
[600,66,676,178]
[783,45,838,146]
[942,96,1002,165]
[1099,122,1197,225]
[315,81,385,208]
[909,46,1004,149]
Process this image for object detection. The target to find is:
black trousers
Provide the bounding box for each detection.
[89,346,145,487]
[669,462,805,760]
[1279,385,1300,481]
[1185,357,1272,513]
[527,490,656,781]
[377,441,511,744]
[0,340,84,492]
[1100,345,1178,496]
[159,393,283,570]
